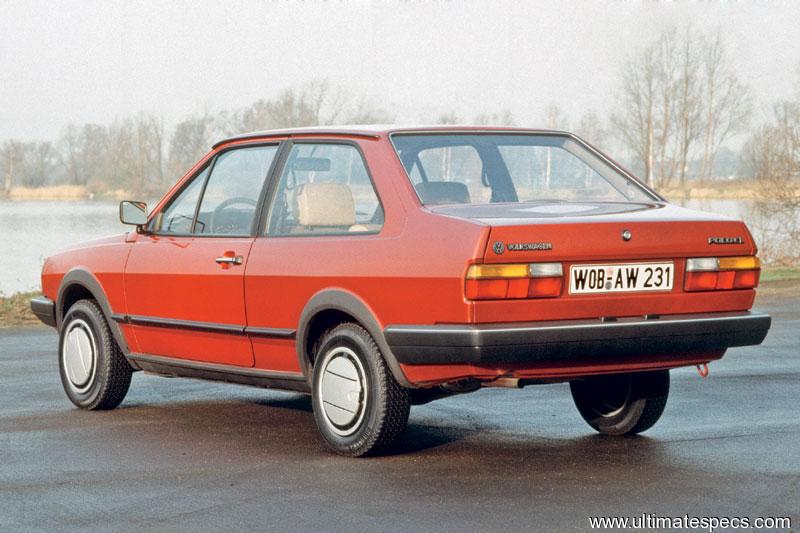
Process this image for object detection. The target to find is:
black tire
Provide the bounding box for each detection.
[58,299,132,410]
[311,323,410,457]
[570,370,669,436]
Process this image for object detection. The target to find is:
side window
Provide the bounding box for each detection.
[151,165,210,234]
[268,144,383,236]
[195,145,278,235]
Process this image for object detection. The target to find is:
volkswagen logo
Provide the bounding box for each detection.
[492,241,505,254]
[621,229,632,241]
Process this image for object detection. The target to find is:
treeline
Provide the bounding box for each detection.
[0,81,394,196]
[1,28,799,198]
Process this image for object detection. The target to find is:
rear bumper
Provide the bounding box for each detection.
[30,297,57,328]
[384,311,771,365]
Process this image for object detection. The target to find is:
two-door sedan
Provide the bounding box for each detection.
[31,126,771,456]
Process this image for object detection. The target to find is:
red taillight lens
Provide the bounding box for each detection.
[528,277,563,298]
[684,256,760,292]
[733,269,759,289]
[465,279,509,299]
[466,263,563,300]
[685,271,718,291]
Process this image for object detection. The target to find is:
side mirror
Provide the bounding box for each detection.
[119,200,148,226]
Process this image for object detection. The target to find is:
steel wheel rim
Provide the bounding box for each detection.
[317,346,368,437]
[62,318,97,393]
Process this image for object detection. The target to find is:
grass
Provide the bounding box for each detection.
[761,267,800,282]
[0,291,42,327]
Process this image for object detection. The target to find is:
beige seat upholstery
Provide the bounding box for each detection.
[348,223,381,233]
[295,182,356,227]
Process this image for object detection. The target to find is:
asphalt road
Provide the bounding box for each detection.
[2,285,798,532]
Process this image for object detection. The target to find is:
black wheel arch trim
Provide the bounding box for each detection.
[297,289,414,388]
[56,268,132,360]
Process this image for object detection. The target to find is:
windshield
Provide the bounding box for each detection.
[391,134,656,205]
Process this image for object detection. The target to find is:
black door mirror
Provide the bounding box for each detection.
[119,201,148,226]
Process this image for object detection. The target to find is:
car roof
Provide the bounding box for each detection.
[212,125,569,149]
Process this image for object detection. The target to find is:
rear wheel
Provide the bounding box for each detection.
[570,370,669,435]
[311,323,410,456]
[59,299,132,410]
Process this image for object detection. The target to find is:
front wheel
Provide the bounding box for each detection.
[570,370,669,436]
[311,323,410,456]
[59,299,133,410]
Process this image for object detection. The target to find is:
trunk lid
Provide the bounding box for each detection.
[430,201,756,262]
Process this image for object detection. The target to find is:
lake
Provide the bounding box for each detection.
[0,198,788,295]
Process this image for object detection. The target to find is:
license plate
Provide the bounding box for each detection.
[569,262,674,294]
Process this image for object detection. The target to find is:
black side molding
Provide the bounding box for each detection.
[30,297,57,328]
[384,311,771,366]
[111,314,296,339]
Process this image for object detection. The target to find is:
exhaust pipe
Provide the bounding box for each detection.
[483,377,522,389]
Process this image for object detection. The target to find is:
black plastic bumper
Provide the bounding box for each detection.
[384,311,771,365]
[30,297,57,328]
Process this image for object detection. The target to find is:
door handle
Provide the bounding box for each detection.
[215,255,243,265]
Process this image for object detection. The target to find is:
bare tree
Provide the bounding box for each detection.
[131,113,164,193]
[345,96,393,125]
[543,103,568,130]
[576,110,607,148]
[612,40,658,185]
[60,123,87,185]
[613,27,751,188]
[1,141,22,196]
[230,80,390,134]
[473,110,516,126]
[673,29,704,185]
[12,141,61,187]
[167,112,217,180]
[436,111,461,125]
[741,100,800,265]
[697,33,753,179]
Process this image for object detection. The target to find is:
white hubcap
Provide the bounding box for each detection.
[62,319,97,393]
[318,347,367,436]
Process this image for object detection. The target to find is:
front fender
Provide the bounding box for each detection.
[57,268,131,356]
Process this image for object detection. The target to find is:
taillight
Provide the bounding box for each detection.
[684,256,761,292]
[466,263,563,300]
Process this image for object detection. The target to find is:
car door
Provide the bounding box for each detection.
[124,144,280,367]
[244,141,386,373]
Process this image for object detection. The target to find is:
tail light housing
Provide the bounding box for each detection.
[466,263,563,300]
[685,256,761,292]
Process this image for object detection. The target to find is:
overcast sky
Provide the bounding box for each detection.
[2,0,799,142]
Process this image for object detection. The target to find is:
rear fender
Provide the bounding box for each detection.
[297,289,413,388]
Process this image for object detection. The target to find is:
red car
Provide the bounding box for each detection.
[31,126,770,456]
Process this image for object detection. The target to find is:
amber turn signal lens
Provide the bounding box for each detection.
[466,264,530,279]
[718,256,760,270]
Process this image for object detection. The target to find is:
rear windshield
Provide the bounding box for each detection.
[390,134,655,205]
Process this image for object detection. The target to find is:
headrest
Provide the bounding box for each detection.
[296,183,355,226]
[415,181,471,205]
